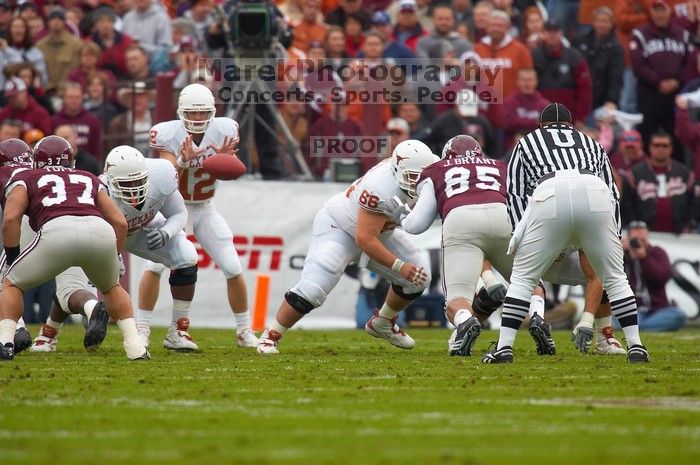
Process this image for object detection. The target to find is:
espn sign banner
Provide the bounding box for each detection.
[129,180,700,328]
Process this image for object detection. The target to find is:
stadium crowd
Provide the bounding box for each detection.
[1,0,700,236]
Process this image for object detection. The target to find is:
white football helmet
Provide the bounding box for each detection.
[104,145,149,207]
[177,83,216,134]
[390,140,435,198]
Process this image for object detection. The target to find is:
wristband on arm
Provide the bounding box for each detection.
[4,246,20,267]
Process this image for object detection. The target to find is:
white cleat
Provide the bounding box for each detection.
[137,327,150,348]
[256,329,281,355]
[595,326,626,355]
[237,329,260,348]
[365,310,415,349]
[163,318,199,352]
[30,325,58,352]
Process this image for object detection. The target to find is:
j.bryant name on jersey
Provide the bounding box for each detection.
[443,156,499,166]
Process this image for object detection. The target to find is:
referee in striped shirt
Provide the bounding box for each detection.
[482,103,649,364]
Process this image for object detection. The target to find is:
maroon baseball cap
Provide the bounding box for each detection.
[620,130,642,148]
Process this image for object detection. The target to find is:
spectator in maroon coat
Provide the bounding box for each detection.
[0,77,52,135]
[91,8,135,79]
[621,130,700,234]
[307,97,364,180]
[610,129,646,192]
[532,20,593,127]
[674,91,700,180]
[51,81,102,161]
[501,68,550,152]
[630,0,693,157]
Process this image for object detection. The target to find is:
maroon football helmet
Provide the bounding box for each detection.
[441,135,482,160]
[0,138,32,167]
[32,135,74,169]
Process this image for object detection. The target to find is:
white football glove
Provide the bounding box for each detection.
[377,195,410,225]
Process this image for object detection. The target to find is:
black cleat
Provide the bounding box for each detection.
[0,342,15,361]
[84,301,109,351]
[529,314,556,355]
[449,316,481,356]
[13,327,32,354]
[627,344,650,363]
[481,343,514,364]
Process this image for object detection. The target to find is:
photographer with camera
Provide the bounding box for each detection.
[622,222,687,332]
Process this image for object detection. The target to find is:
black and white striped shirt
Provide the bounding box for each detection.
[506,123,620,228]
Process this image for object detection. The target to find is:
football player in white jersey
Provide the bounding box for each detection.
[257,140,436,354]
[30,146,201,352]
[142,83,259,349]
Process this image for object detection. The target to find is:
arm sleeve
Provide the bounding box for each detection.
[507,142,528,229]
[158,190,189,238]
[401,179,438,234]
[641,247,673,286]
[630,29,661,87]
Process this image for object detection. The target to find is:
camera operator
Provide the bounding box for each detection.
[205,0,292,179]
[622,221,687,332]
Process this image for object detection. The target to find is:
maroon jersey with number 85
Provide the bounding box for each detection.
[418,156,508,221]
[7,167,104,231]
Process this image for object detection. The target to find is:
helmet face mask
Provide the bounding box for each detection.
[178,84,216,134]
[391,140,435,198]
[32,136,74,169]
[104,146,149,207]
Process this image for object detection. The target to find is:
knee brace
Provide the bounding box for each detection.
[472,286,503,319]
[169,265,198,287]
[285,291,316,315]
[601,291,609,304]
[391,283,423,301]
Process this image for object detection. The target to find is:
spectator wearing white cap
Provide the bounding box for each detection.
[391,0,429,52]
[385,117,410,156]
[0,77,52,135]
[387,0,432,31]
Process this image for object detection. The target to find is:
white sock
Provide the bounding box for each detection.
[0,319,17,345]
[270,320,289,335]
[46,316,63,330]
[233,310,251,332]
[136,309,153,332]
[621,324,642,347]
[172,299,191,322]
[83,299,98,321]
[528,295,545,318]
[497,326,518,349]
[117,317,145,358]
[578,311,595,329]
[481,269,498,289]
[379,302,400,319]
[595,315,612,330]
[453,308,472,326]
[16,318,26,329]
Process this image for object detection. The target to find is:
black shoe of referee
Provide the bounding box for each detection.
[481,343,514,363]
[627,345,650,363]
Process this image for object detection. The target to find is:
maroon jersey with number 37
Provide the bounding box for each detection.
[418,156,508,221]
[7,167,104,231]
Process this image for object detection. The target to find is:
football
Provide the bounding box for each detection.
[203,153,247,180]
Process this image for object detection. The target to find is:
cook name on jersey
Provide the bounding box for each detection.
[419,155,507,221]
[7,167,103,231]
[100,158,178,235]
[150,117,239,203]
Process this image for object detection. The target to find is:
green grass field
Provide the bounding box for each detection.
[1,325,699,465]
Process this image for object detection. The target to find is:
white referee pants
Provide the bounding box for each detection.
[508,170,633,304]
